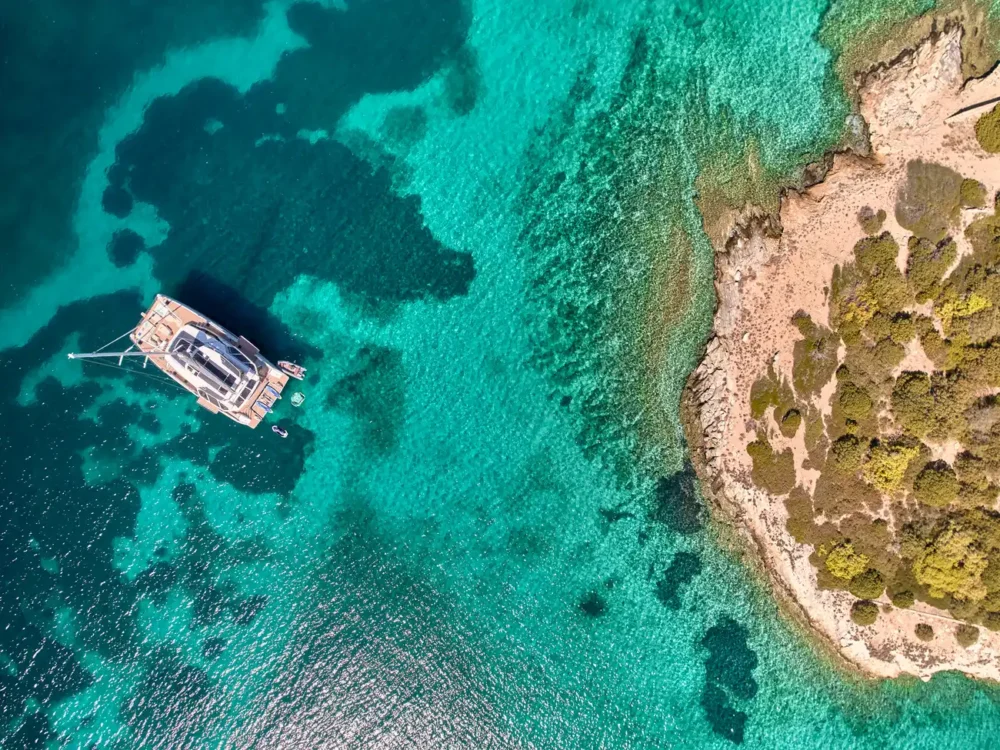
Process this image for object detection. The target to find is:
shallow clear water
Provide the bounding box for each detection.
[4,0,1000,747]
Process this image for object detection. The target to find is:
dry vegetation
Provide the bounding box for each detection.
[746,156,1000,631]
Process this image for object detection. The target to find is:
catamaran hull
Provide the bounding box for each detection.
[130,295,288,428]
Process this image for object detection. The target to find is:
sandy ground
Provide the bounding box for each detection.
[689,27,1000,681]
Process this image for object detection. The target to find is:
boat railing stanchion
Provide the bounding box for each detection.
[118,344,135,367]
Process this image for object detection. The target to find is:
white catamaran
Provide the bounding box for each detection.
[69,294,298,429]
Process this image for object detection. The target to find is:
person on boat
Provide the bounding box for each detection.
[272,425,288,438]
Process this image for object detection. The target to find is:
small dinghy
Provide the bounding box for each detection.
[278,361,306,380]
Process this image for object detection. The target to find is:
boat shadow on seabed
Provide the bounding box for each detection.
[173,271,320,366]
[174,273,316,439]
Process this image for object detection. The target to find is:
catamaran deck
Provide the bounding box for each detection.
[131,295,288,428]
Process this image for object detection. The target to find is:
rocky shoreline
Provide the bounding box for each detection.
[683,25,1000,682]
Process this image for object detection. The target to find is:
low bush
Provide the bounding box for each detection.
[749,375,778,419]
[839,382,874,423]
[895,160,964,242]
[975,104,1000,153]
[858,207,887,234]
[780,409,802,438]
[916,317,951,369]
[915,623,934,641]
[889,314,916,345]
[965,202,1000,262]
[890,590,915,609]
[792,318,840,399]
[825,541,870,581]
[855,233,900,274]
[811,465,882,518]
[956,624,980,648]
[830,435,867,475]
[849,568,886,599]
[803,406,829,468]
[863,441,920,493]
[892,372,935,438]
[907,237,957,303]
[749,366,795,420]
[747,435,796,495]
[865,311,892,343]
[851,600,879,626]
[961,178,988,208]
[785,487,817,544]
[912,461,959,507]
[873,338,906,370]
[913,520,989,601]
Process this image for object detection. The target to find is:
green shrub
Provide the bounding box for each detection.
[913,521,989,601]
[900,524,929,561]
[956,624,980,648]
[791,315,840,399]
[841,326,863,348]
[858,207,887,234]
[888,314,916,346]
[839,382,874,422]
[868,271,913,317]
[803,405,829,467]
[747,435,796,495]
[851,600,879,626]
[907,237,957,303]
[955,452,989,486]
[825,541,870,580]
[948,596,981,622]
[784,487,816,544]
[961,179,988,208]
[937,292,993,334]
[912,461,960,507]
[863,442,920,493]
[849,568,886,599]
[855,233,900,274]
[864,311,892,342]
[984,612,1000,632]
[965,203,1000,262]
[916,316,950,369]
[749,366,794,420]
[975,104,1000,153]
[892,372,935,438]
[895,160,964,242]
[812,467,882,518]
[959,481,999,510]
[780,409,802,438]
[831,262,877,336]
[983,557,1000,594]
[891,589,915,609]
[830,435,867,475]
[847,235,913,318]
[749,375,778,419]
[838,515,897,575]
[873,338,906,370]
[915,623,935,641]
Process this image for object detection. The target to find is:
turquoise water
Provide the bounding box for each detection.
[5,0,1000,747]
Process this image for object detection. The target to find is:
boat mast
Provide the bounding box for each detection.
[67,351,170,360]
[66,326,171,367]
